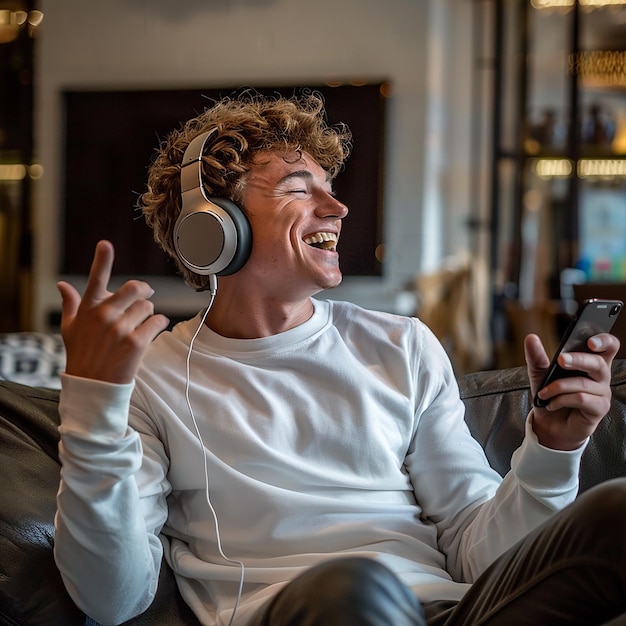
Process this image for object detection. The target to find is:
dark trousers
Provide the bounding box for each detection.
[249,478,626,626]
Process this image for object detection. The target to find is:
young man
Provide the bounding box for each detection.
[54,93,626,626]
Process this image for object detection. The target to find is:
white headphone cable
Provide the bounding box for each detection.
[183,274,245,626]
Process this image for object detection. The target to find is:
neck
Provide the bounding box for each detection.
[203,282,316,339]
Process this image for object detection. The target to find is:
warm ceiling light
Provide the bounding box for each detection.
[578,159,626,177]
[0,164,27,181]
[534,158,573,178]
[0,8,43,43]
[0,9,19,43]
[570,50,626,87]
[0,163,44,181]
[27,10,43,26]
[534,158,626,178]
[581,0,626,5]
[531,0,574,7]
[532,0,626,7]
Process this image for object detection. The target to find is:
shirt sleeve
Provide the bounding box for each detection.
[404,322,584,583]
[54,373,170,625]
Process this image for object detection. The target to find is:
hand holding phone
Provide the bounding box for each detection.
[533,298,623,408]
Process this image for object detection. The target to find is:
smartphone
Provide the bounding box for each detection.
[533,298,623,408]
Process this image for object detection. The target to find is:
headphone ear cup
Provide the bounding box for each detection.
[209,197,252,276]
[173,195,252,276]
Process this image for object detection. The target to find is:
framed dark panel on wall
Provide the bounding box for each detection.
[60,82,389,277]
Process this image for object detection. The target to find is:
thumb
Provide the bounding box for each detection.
[524,333,551,396]
[57,281,82,331]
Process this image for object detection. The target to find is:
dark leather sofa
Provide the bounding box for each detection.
[1,354,626,625]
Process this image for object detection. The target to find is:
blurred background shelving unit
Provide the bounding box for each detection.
[488,0,626,364]
[0,1,39,332]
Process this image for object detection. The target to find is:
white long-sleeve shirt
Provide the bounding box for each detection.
[55,299,584,626]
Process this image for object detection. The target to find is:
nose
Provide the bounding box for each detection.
[316,191,349,219]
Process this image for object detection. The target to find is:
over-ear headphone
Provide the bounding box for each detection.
[174,130,252,276]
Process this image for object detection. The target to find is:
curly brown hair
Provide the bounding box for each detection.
[138,90,353,290]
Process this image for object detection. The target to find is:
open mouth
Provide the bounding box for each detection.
[303,232,338,251]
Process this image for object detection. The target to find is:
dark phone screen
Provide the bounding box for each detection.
[534,299,622,407]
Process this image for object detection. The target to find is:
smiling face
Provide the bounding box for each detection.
[238,150,349,301]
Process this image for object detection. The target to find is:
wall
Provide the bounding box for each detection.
[33,0,477,329]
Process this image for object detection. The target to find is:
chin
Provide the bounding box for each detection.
[318,272,343,291]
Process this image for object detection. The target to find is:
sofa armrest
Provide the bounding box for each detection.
[0,380,199,626]
[459,359,626,492]
[0,381,83,625]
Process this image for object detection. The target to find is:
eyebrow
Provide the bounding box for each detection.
[278,170,332,186]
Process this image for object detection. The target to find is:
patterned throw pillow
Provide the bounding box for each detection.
[0,333,65,389]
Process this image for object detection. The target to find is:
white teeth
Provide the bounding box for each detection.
[303,232,338,245]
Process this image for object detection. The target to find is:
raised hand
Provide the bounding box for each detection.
[57,240,170,384]
[524,332,620,450]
